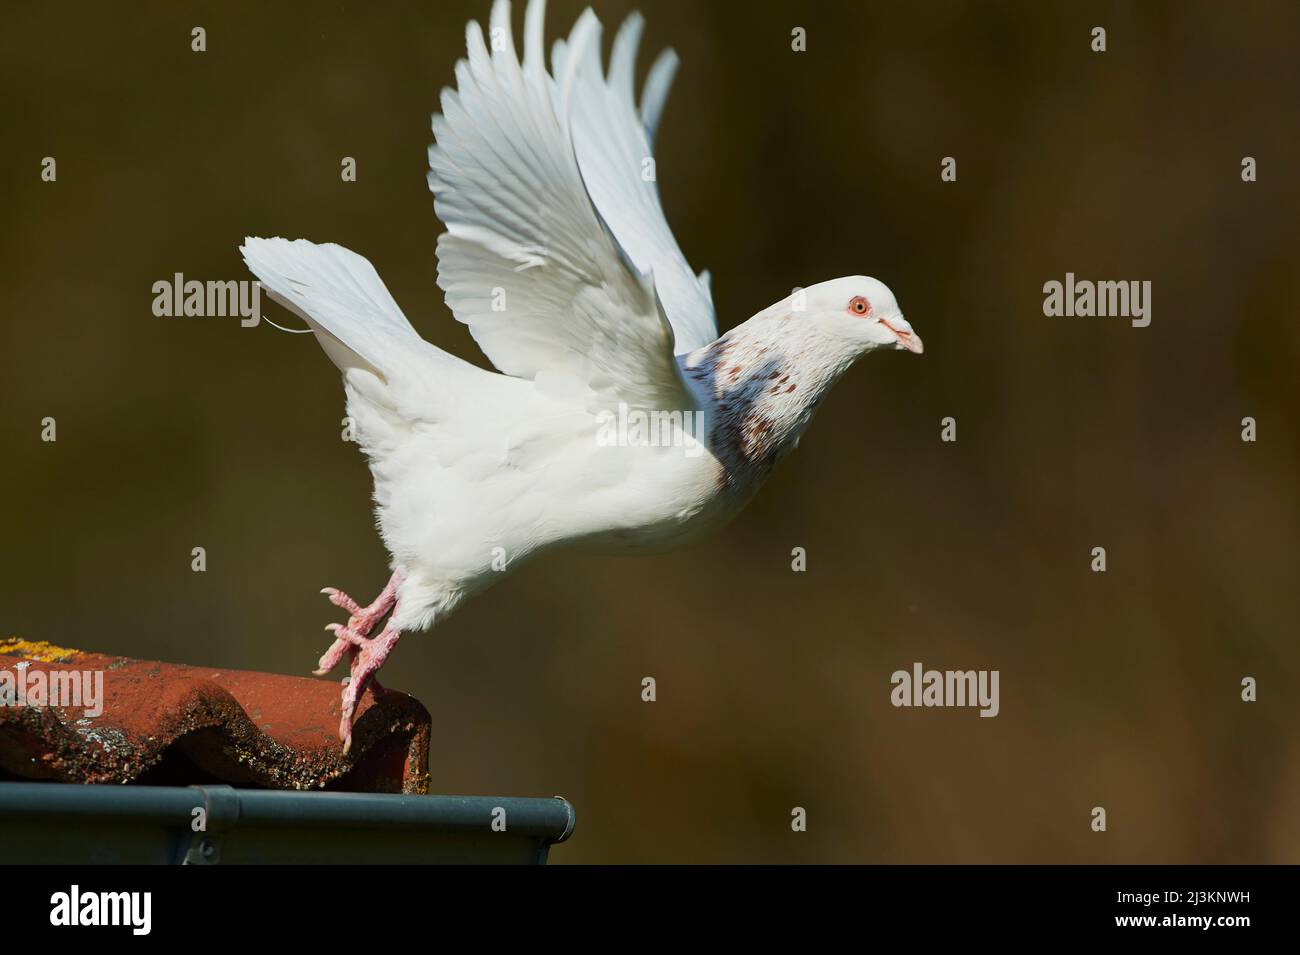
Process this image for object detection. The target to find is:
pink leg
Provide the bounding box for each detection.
[313,570,405,752]
[314,571,402,675]
[337,623,402,754]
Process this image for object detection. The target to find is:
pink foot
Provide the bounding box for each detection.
[337,624,402,754]
[312,570,405,752]
[313,572,401,675]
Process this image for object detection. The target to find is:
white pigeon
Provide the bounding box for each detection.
[241,0,922,751]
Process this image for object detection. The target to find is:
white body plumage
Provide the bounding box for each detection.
[239,0,921,741]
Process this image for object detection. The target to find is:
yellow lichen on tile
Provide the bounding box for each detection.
[0,637,82,663]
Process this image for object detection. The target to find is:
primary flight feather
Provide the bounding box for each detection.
[241,0,922,751]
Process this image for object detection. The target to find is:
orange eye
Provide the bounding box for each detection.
[849,296,871,316]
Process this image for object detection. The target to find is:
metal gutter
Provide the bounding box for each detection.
[0,782,575,864]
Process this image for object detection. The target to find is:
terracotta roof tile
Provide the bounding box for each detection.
[0,638,430,793]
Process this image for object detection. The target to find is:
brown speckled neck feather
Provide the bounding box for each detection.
[681,306,861,493]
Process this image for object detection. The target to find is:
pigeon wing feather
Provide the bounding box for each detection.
[429,0,714,413]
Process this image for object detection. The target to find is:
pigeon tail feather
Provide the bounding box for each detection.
[240,236,422,380]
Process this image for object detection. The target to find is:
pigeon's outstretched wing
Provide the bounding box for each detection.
[566,9,717,353]
[429,0,716,412]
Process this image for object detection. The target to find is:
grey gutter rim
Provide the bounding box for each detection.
[0,783,575,844]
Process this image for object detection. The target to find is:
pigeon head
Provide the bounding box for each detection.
[800,276,923,356]
[681,273,922,490]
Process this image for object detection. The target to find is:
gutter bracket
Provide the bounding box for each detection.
[183,784,242,865]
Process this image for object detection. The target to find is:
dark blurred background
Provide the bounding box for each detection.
[2,0,1297,862]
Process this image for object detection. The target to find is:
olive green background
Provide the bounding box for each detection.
[2,1,1297,862]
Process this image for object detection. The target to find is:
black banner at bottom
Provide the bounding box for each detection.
[0,864,1283,940]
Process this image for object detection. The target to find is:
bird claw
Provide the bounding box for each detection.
[334,626,400,750]
[313,572,406,751]
[320,586,363,616]
[319,581,400,633]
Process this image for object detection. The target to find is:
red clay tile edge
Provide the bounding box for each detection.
[0,639,430,794]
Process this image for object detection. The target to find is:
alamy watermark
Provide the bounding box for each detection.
[0,663,104,717]
[152,273,262,327]
[890,661,1000,717]
[1043,273,1151,328]
[50,885,150,935]
[596,402,706,458]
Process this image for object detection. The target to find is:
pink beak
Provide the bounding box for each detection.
[881,317,924,354]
